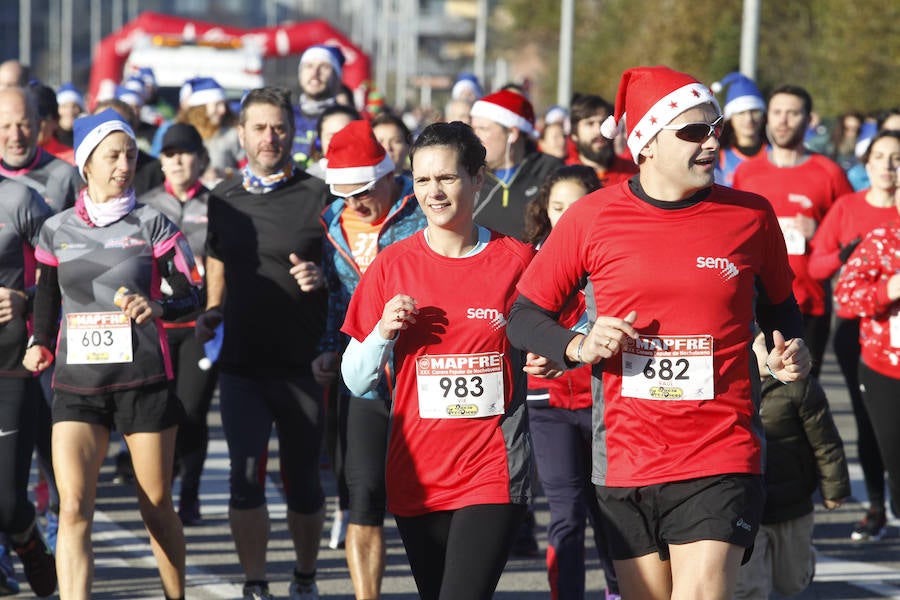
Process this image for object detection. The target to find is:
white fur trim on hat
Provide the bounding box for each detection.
[188,87,226,108]
[470,101,534,135]
[325,154,394,185]
[74,120,135,179]
[57,90,84,109]
[626,83,719,160]
[300,46,343,77]
[723,95,766,121]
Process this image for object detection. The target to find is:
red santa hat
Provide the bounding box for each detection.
[325,120,395,188]
[600,66,720,163]
[470,89,536,136]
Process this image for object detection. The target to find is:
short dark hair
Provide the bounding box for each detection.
[569,93,613,133]
[240,87,295,134]
[371,112,412,145]
[768,84,813,115]
[315,103,361,141]
[409,121,486,177]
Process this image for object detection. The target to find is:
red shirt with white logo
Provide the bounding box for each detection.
[733,153,853,315]
[342,230,535,516]
[516,181,795,487]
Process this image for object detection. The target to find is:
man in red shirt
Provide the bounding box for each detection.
[565,93,637,186]
[733,85,853,377]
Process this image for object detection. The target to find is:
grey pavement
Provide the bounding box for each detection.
[11,347,900,598]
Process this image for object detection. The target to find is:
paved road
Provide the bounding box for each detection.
[11,349,900,598]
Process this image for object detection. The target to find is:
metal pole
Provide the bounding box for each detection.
[19,0,31,65]
[91,0,102,61]
[112,0,124,33]
[740,0,760,80]
[474,0,488,86]
[557,0,574,107]
[49,0,61,84]
[61,0,74,83]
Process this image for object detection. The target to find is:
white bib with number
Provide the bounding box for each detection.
[66,312,133,364]
[621,335,714,401]
[415,352,505,419]
[777,217,806,256]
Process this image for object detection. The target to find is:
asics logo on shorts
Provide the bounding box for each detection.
[466,307,508,331]
[735,517,753,531]
[696,256,739,282]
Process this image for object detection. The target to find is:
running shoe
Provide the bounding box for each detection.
[288,581,319,600]
[11,527,57,598]
[851,508,887,541]
[242,583,274,600]
[114,450,135,485]
[0,543,20,596]
[327,508,348,550]
[178,497,202,527]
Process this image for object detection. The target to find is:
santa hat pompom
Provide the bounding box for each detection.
[600,114,620,140]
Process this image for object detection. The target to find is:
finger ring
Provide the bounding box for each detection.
[604,339,612,349]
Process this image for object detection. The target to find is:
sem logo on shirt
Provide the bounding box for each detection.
[466,307,508,331]
[696,256,739,282]
[787,194,813,210]
[105,236,148,249]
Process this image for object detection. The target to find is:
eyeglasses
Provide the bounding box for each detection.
[660,115,724,142]
[330,179,377,201]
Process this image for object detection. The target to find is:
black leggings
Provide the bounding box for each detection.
[858,363,900,517]
[0,377,39,534]
[833,318,885,508]
[167,327,218,503]
[803,310,831,380]
[394,504,526,600]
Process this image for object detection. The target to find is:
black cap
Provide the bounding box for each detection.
[161,123,205,154]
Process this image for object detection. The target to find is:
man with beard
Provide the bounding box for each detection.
[293,45,346,169]
[733,85,853,379]
[471,89,564,241]
[195,87,330,600]
[565,93,637,186]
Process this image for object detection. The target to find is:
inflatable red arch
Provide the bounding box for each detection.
[88,11,371,107]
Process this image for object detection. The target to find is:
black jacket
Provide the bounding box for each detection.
[759,376,850,524]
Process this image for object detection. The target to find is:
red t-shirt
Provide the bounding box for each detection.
[808,190,897,282]
[733,152,853,315]
[516,181,795,487]
[565,153,637,187]
[342,230,535,516]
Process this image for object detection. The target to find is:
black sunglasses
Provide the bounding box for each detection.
[660,115,724,142]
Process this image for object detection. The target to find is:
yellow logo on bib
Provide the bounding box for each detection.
[649,387,684,400]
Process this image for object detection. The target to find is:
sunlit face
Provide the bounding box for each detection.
[547,179,588,229]
[0,90,37,167]
[83,131,137,201]
[540,122,568,160]
[766,93,809,150]
[299,59,337,99]
[573,111,613,166]
[881,115,900,132]
[333,175,394,224]
[206,100,227,127]
[642,104,720,197]
[471,116,509,170]
[729,109,763,142]
[412,145,484,234]
[865,136,900,192]
[58,101,82,131]
[238,102,292,176]
[319,113,354,157]
[373,122,410,173]
[160,147,204,191]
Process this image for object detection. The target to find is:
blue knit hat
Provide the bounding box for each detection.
[451,72,483,101]
[185,77,226,108]
[73,108,135,179]
[115,83,144,108]
[299,45,345,78]
[711,72,765,121]
[56,82,85,110]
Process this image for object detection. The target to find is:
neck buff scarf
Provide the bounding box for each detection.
[241,163,293,195]
[78,187,136,227]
